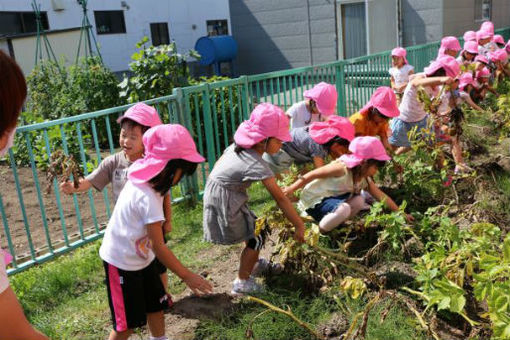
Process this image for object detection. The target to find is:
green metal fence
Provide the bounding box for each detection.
[2,28,509,275]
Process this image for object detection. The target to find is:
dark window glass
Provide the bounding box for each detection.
[475,0,492,21]
[94,11,126,35]
[206,19,228,36]
[0,11,49,35]
[150,22,169,46]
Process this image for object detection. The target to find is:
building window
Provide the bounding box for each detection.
[0,11,49,35]
[206,20,228,36]
[150,23,169,46]
[94,11,126,34]
[475,0,492,21]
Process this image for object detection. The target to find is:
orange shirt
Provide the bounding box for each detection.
[349,112,389,139]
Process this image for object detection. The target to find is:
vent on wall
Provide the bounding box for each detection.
[51,0,65,11]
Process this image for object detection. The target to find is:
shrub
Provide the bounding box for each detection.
[118,37,199,103]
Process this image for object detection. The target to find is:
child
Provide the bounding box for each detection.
[349,86,400,152]
[203,103,306,295]
[474,67,497,100]
[477,30,496,55]
[284,137,412,233]
[489,49,510,80]
[493,34,506,49]
[457,73,483,111]
[60,103,173,304]
[457,41,479,66]
[60,103,161,203]
[474,54,490,72]
[463,30,476,42]
[389,56,459,155]
[437,36,461,59]
[263,115,354,174]
[100,124,213,340]
[389,47,414,104]
[286,82,337,129]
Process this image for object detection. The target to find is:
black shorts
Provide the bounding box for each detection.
[103,260,170,332]
[154,258,167,274]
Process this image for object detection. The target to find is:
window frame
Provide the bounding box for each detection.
[474,0,492,22]
[206,19,228,36]
[93,10,126,35]
[150,22,170,46]
[0,11,49,35]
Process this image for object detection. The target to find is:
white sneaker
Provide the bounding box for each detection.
[251,258,283,277]
[231,277,265,295]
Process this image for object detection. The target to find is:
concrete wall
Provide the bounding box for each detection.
[229,0,336,75]
[443,0,510,38]
[402,0,443,46]
[367,0,398,54]
[0,0,230,72]
[9,29,86,76]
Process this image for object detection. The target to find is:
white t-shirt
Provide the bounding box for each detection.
[389,64,414,89]
[398,73,438,123]
[99,181,165,271]
[287,101,322,130]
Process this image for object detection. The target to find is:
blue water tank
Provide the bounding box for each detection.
[194,35,238,66]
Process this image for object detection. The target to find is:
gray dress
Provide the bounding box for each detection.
[203,145,274,245]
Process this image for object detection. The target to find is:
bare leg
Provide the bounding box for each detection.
[319,203,351,233]
[346,195,365,218]
[147,311,165,338]
[239,243,259,280]
[109,329,133,340]
[451,136,464,165]
[395,146,411,155]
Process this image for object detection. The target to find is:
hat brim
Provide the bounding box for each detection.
[315,102,336,116]
[340,154,364,168]
[128,158,167,184]
[182,153,206,163]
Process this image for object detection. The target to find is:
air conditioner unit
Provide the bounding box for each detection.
[51,0,65,11]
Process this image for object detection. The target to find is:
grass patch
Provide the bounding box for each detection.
[9,182,425,339]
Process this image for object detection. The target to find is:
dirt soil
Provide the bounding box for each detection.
[0,164,111,262]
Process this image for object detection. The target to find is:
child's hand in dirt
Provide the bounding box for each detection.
[60,180,76,195]
[183,272,213,296]
[293,226,305,243]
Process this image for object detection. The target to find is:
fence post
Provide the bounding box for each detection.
[173,87,199,203]
[241,75,251,119]
[335,61,347,116]
[201,84,218,169]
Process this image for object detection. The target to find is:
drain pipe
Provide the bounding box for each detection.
[365,0,370,55]
[306,0,314,65]
[397,0,403,46]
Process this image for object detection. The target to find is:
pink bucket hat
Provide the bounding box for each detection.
[391,47,408,64]
[339,136,391,168]
[476,30,492,42]
[2,249,13,265]
[475,54,489,64]
[463,31,477,42]
[490,49,508,62]
[493,34,505,46]
[117,102,163,128]
[425,56,460,78]
[476,67,491,79]
[303,82,338,116]
[462,41,479,55]
[128,124,205,184]
[234,103,291,148]
[458,73,475,90]
[480,21,494,35]
[309,116,355,144]
[438,36,461,58]
[359,86,399,118]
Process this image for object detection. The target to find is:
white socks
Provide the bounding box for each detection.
[318,195,366,233]
[149,336,168,340]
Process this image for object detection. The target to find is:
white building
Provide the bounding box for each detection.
[0,0,231,74]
